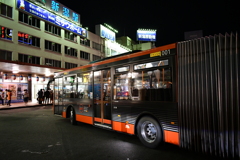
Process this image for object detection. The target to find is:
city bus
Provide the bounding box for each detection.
[51,32,239,159]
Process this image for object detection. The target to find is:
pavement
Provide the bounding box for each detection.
[0,101,52,110]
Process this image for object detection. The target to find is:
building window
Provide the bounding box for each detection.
[80,51,90,60]
[80,38,90,47]
[18,11,40,28]
[18,53,40,65]
[45,22,61,36]
[65,30,77,42]
[0,26,12,40]
[18,32,40,47]
[65,46,77,57]
[45,40,61,53]
[65,62,77,69]
[92,55,101,61]
[45,58,61,68]
[0,3,12,18]
[92,41,101,51]
[0,49,12,60]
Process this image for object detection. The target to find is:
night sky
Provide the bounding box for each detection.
[57,0,239,47]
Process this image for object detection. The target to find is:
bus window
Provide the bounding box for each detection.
[77,72,92,99]
[113,73,131,100]
[63,76,77,98]
[113,68,172,101]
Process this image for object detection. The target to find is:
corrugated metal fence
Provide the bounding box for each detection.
[178,32,239,159]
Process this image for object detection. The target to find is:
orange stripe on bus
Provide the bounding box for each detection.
[94,117,102,123]
[76,114,93,125]
[103,119,111,124]
[164,130,179,146]
[58,43,176,74]
[62,111,66,118]
[112,121,134,134]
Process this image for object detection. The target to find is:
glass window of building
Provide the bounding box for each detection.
[45,58,61,68]
[80,38,90,47]
[18,32,40,47]
[92,55,101,61]
[92,42,101,51]
[45,22,61,36]
[80,51,90,60]
[0,49,12,60]
[64,46,77,57]
[0,3,13,18]
[18,53,40,65]
[0,26,12,40]
[45,40,61,53]
[65,30,77,42]
[18,11,40,28]
[65,62,77,69]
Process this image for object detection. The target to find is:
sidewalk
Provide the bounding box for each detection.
[0,101,52,110]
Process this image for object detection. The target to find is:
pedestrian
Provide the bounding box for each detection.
[37,89,43,104]
[7,90,12,106]
[44,89,50,104]
[42,89,45,104]
[0,89,4,105]
[3,89,7,105]
[23,90,29,105]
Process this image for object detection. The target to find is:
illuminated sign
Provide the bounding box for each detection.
[137,29,156,42]
[28,0,80,23]
[18,32,32,44]
[0,26,12,40]
[95,24,116,41]
[16,0,87,37]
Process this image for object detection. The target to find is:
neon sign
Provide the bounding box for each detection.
[17,0,87,37]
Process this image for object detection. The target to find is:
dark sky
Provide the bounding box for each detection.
[57,0,239,47]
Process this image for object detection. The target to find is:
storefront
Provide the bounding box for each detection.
[0,74,53,103]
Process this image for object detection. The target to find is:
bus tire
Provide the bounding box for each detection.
[137,116,162,148]
[70,107,76,125]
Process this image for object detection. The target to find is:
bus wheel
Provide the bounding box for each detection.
[137,116,162,148]
[70,107,76,125]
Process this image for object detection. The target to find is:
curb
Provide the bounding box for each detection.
[0,104,52,110]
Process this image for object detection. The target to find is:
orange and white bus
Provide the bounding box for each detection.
[51,32,239,159]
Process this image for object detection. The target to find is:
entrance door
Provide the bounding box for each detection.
[93,70,112,129]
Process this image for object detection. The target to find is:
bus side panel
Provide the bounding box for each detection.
[112,121,134,134]
[112,101,179,144]
[76,114,93,125]
[164,130,179,145]
[62,111,66,118]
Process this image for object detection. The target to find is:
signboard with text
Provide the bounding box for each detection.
[16,0,87,37]
[137,30,156,42]
[95,24,116,41]
[28,0,80,23]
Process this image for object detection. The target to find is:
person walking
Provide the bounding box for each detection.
[23,90,29,105]
[6,90,12,106]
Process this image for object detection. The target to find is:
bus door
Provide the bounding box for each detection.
[54,77,63,115]
[93,69,112,129]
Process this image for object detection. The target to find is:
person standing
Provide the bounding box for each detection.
[37,89,43,104]
[44,89,50,104]
[23,90,29,105]
[7,90,12,106]
[0,89,4,105]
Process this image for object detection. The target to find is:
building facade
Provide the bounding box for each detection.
[0,0,130,102]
